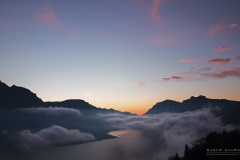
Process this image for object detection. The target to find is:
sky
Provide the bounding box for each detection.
[0,0,240,115]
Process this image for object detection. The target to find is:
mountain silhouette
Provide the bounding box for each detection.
[221,102,240,125]
[0,80,8,88]
[0,80,134,115]
[168,129,240,160]
[0,81,43,110]
[144,99,181,114]
[1,80,239,117]
[145,95,240,115]
[43,99,134,115]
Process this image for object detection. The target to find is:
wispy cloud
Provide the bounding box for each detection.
[229,23,238,28]
[198,67,211,72]
[161,66,240,83]
[53,96,61,101]
[205,21,238,37]
[207,58,230,64]
[201,67,240,79]
[162,78,171,81]
[236,56,240,60]
[82,92,93,96]
[212,46,234,53]
[136,81,147,87]
[172,76,183,80]
[35,4,61,30]
[161,76,183,83]
[105,81,148,88]
[67,25,81,41]
[179,59,191,63]
[179,57,199,63]
[151,0,163,21]
[206,24,225,36]
[20,107,81,116]
[35,4,81,41]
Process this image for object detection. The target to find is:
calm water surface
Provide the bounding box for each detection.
[0,130,153,160]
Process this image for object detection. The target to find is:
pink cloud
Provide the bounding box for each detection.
[201,67,240,79]
[67,26,80,41]
[136,81,147,87]
[151,0,163,21]
[198,67,211,72]
[207,58,230,64]
[35,4,61,30]
[160,66,240,83]
[172,76,183,81]
[105,81,147,87]
[179,57,199,63]
[179,59,191,63]
[161,76,183,83]
[207,24,225,36]
[229,23,238,28]
[205,21,238,37]
[192,57,199,61]
[212,46,234,53]
[162,78,171,81]
[236,56,240,60]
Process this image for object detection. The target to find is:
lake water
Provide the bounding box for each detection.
[0,130,158,160]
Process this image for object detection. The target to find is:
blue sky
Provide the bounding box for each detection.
[1,0,240,114]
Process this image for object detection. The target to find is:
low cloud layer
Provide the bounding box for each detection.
[101,107,234,160]
[19,125,95,151]
[1,108,236,160]
[20,107,81,116]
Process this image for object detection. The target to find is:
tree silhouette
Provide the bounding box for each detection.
[168,128,240,160]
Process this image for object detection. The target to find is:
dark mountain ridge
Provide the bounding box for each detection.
[1,80,239,117]
[43,99,134,115]
[0,81,43,110]
[145,95,240,116]
[0,80,134,115]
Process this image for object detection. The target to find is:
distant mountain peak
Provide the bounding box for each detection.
[144,95,238,115]
[0,81,43,110]
[162,99,179,103]
[190,95,206,99]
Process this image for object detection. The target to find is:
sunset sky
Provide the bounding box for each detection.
[0,0,240,115]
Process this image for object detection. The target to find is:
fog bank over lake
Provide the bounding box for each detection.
[0,107,234,160]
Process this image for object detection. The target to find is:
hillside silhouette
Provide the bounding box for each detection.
[145,95,240,118]
[0,81,43,110]
[0,80,134,115]
[168,129,240,160]
[1,80,240,154]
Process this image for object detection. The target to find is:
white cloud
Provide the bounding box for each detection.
[82,92,93,96]
[101,107,234,160]
[20,107,81,116]
[18,125,95,151]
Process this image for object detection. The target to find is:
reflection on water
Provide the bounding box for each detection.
[108,130,140,137]
[0,130,150,160]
